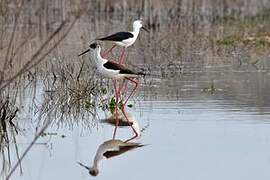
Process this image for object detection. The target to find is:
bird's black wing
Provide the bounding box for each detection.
[97,32,134,41]
[103,61,136,75]
[103,144,144,159]
[100,119,133,126]
[117,121,133,126]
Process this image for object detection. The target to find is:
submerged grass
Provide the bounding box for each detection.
[213,9,270,51]
[0,99,19,150]
[0,98,21,177]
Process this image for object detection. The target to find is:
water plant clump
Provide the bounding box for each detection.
[0,98,19,140]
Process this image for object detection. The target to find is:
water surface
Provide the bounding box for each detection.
[5,68,270,180]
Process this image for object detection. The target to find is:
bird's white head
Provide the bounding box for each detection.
[133,20,149,32]
[133,20,143,29]
[89,167,99,176]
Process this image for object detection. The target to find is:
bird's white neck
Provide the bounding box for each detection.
[92,48,107,65]
[91,158,101,172]
[132,26,141,38]
[90,150,103,173]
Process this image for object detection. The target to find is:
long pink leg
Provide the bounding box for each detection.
[123,77,139,106]
[118,79,126,95]
[122,81,128,100]
[125,132,139,142]
[121,78,140,142]
[101,44,117,58]
[112,79,128,139]
[112,79,119,139]
[121,103,138,142]
[118,47,126,65]
[122,113,138,143]
[117,79,127,103]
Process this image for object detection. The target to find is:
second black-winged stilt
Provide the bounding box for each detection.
[77,139,144,176]
[78,42,144,139]
[96,20,149,64]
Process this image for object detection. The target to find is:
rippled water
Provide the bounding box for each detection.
[4,67,270,180]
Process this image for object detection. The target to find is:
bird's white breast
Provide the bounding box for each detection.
[115,37,134,47]
[97,65,120,78]
[116,31,139,47]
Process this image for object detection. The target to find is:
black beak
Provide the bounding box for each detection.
[77,162,90,170]
[142,26,149,33]
[78,49,90,56]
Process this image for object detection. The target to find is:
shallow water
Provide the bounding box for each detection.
[4,67,270,180]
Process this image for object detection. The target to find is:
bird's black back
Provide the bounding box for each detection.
[103,144,144,159]
[103,61,136,75]
[97,32,134,42]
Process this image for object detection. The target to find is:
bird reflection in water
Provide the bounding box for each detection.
[101,111,141,142]
[77,139,145,176]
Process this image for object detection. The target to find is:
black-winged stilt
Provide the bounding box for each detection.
[96,20,149,64]
[78,42,144,139]
[77,139,144,176]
